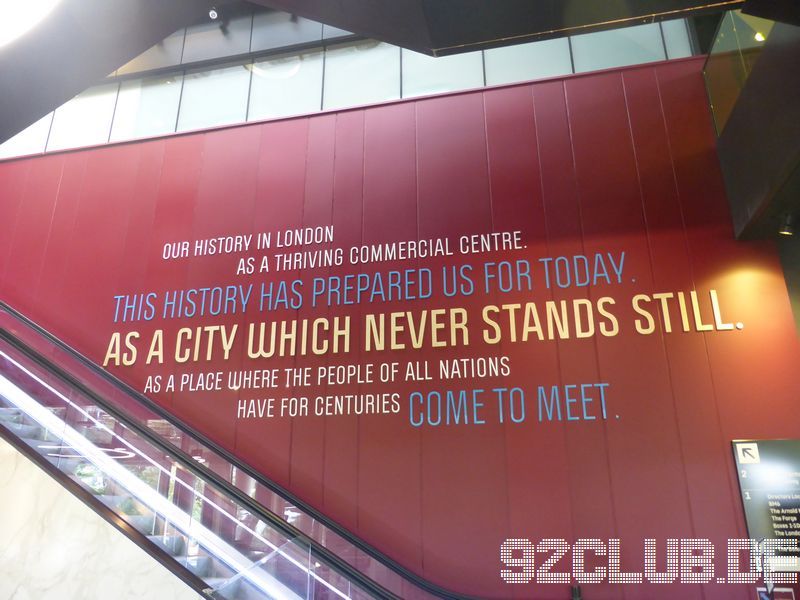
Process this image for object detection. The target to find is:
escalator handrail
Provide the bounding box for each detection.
[0,301,477,600]
[0,327,401,600]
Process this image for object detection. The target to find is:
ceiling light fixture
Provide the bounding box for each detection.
[778,214,794,236]
[754,32,766,42]
[0,0,63,49]
[208,7,219,20]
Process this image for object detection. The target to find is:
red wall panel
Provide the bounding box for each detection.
[1,57,798,599]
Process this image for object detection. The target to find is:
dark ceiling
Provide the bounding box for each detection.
[249,0,745,56]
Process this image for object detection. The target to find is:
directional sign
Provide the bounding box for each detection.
[733,440,800,542]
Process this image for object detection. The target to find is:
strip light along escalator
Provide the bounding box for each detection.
[0,302,476,600]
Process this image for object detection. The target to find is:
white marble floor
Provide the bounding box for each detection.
[0,436,204,600]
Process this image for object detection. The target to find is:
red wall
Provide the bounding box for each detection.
[1,57,799,599]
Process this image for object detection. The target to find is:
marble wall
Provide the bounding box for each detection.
[0,436,203,600]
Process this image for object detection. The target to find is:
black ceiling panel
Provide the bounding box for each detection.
[251,0,745,55]
[743,0,800,27]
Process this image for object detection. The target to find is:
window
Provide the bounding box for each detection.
[248,50,324,120]
[47,84,119,151]
[177,65,251,132]
[0,16,702,162]
[401,49,484,98]
[571,23,666,73]
[110,75,182,141]
[661,19,693,59]
[484,38,573,85]
[323,41,400,110]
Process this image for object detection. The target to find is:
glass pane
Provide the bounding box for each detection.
[484,38,573,85]
[401,49,484,98]
[0,112,52,159]
[46,84,119,151]
[110,74,182,141]
[177,64,251,132]
[703,10,774,135]
[322,41,400,110]
[661,19,693,59]
[571,23,666,73]
[248,50,323,120]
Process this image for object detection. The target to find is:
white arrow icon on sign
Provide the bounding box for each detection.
[737,443,760,464]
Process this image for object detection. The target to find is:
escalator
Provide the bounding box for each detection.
[0,302,474,600]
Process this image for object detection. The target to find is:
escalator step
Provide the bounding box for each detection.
[147,534,186,556]
[75,424,114,445]
[203,578,240,600]
[4,422,41,438]
[176,555,212,577]
[0,408,22,423]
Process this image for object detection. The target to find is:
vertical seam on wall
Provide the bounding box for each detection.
[481,50,487,87]
[654,67,743,552]
[287,116,312,489]
[534,81,578,546]
[1,160,32,287]
[563,77,626,588]
[47,151,88,321]
[321,113,338,510]
[481,96,495,232]
[30,147,69,300]
[413,99,425,572]
[231,110,265,454]
[620,68,700,548]
[480,88,513,541]
[356,109,367,533]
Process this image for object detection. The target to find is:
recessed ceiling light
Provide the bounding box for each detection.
[0,0,63,49]
[754,32,766,42]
